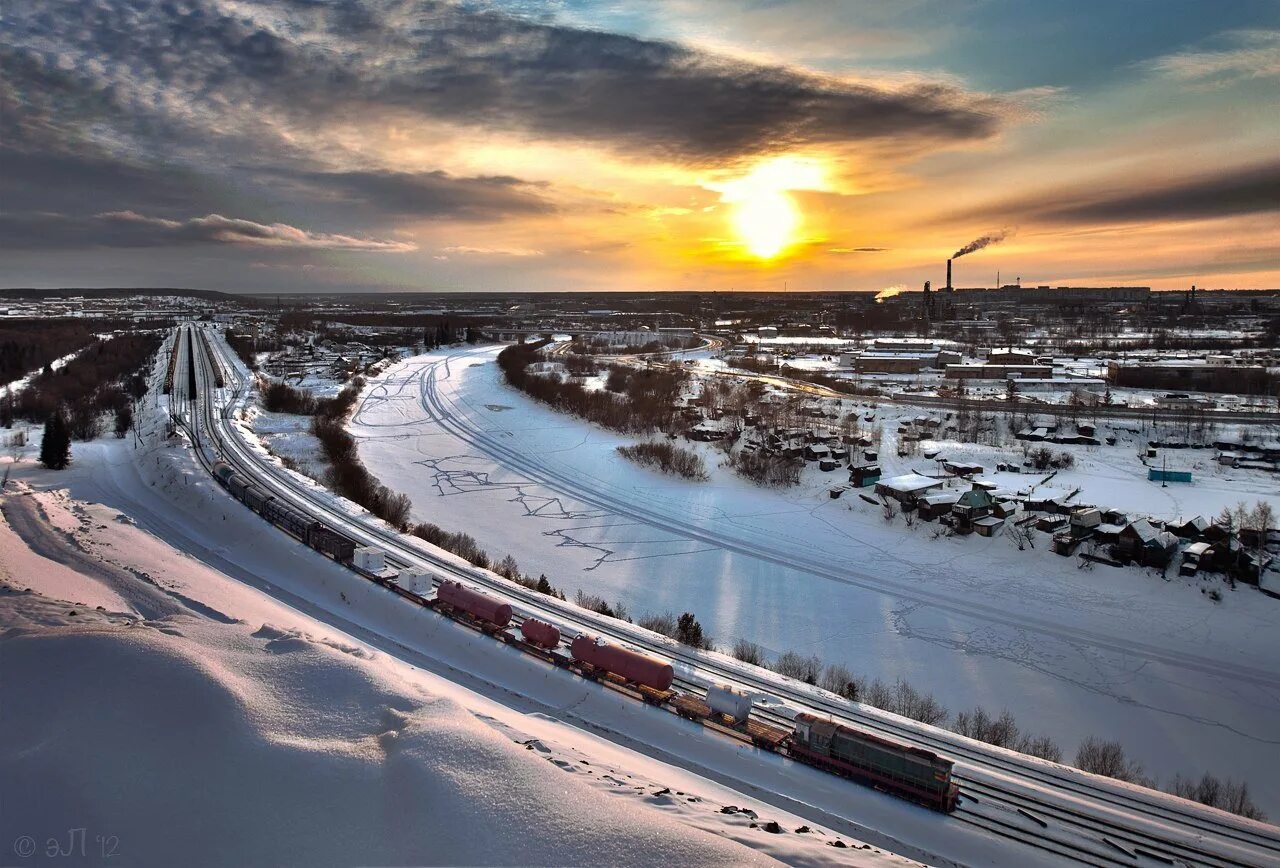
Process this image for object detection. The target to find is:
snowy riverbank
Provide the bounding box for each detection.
[348,345,1280,815]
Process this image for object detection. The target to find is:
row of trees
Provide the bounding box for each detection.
[305,378,416,530]
[571,593,712,650]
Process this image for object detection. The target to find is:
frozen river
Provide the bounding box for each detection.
[350,345,1280,815]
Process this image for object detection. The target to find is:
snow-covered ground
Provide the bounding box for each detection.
[247,406,330,480]
[349,345,1280,815]
[1,433,919,865]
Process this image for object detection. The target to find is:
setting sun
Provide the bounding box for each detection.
[714,156,828,260]
[732,189,798,259]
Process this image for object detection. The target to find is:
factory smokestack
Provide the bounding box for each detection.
[952,229,1010,260]
[946,259,952,293]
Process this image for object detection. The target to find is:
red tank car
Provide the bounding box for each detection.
[571,635,674,692]
[436,581,512,628]
[520,618,561,649]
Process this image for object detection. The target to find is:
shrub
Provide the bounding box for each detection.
[410,522,490,568]
[819,663,862,701]
[638,612,677,637]
[574,590,630,621]
[729,450,802,487]
[676,612,711,649]
[731,638,764,666]
[39,409,72,470]
[950,706,1059,759]
[262,381,317,414]
[617,441,707,480]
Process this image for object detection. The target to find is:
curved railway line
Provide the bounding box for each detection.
[173,326,1279,866]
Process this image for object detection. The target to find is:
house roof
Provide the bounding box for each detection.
[877,473,944,493]
[957,488,994,508]
[1125,518,1160,543]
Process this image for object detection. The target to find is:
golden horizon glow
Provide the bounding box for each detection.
[713,156,830,260]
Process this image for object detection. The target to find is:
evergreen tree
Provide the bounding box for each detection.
[114,403,134,439]
[676,612,704,648]
[40,408,72,470]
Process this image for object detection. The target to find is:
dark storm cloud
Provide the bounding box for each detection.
[3,0,1010,164]
[0,0,1013,257]
[260,170,555,220]
[1041,161,1280,223]
[961,161,1280,226]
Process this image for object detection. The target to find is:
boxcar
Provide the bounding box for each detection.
[309,526,356,563]
[789,713,958,812]
[242,485,272,514]
[261,499,317,541]
[227,475,251,501]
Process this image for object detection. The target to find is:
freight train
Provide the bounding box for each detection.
[210,458,959,813]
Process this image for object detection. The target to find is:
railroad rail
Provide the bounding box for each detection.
[175,325,1280,866]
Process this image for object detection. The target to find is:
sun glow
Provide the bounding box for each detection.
[715,156,828,260]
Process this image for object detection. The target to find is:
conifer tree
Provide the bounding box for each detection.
[40,408,72,470]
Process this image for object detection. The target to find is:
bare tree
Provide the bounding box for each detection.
[773,651,821,684]
[731,638,764,666]
[1075,737,1148,785]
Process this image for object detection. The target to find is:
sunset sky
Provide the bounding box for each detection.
[3,0,1278,293]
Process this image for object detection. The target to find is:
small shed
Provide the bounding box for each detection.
[1172,515,1209,539]
[804,443,831,461]
[1149,467,1193,484]
[1115,519,1179,566]
[1179,541,1212,576]
[1069,507,1102,535]
[849,463,882,488]
[974,516,1005,537]
[943,460,985,477]
[918,492,961,521]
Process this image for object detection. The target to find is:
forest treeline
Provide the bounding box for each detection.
[1,332,158,437]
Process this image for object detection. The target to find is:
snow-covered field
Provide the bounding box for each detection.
[1,433,923,865]
[349,345,1280,815]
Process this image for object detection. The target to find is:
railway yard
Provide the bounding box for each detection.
[166,323,1280,865]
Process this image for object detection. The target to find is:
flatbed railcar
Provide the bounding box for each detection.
[204,461,961,813]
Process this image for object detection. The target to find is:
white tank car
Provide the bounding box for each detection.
[706,684,754,723]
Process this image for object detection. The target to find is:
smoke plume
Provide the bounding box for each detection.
[953,229,1010,259]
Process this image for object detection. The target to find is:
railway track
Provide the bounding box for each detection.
[177,326,1279,866]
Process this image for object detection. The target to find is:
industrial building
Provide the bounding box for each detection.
[1107,362,1274,394]
[945,363,1054,380]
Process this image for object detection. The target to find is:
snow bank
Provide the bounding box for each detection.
[0,589,823,867]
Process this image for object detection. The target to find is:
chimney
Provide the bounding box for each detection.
[946,258,953,293]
